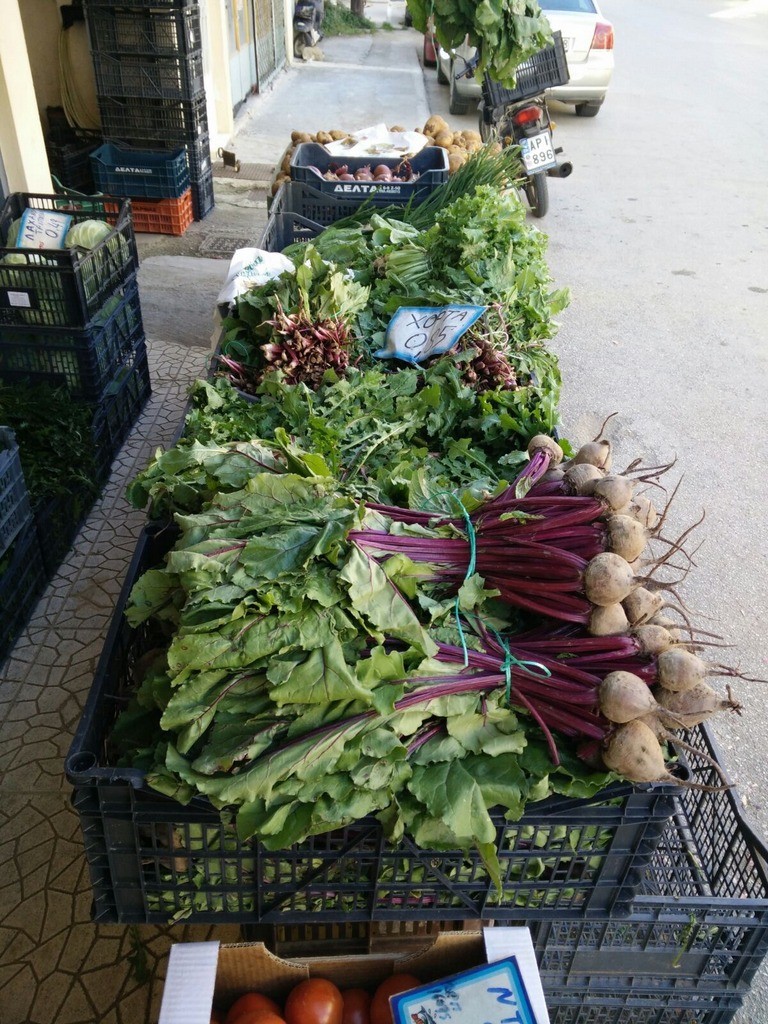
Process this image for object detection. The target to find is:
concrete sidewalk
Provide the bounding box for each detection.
[134,8,473,352]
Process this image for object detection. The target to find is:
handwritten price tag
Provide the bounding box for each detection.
[390,956,540,1024]
[375,304,486,364]
[16,209,72,250]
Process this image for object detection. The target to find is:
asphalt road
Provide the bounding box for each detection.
[534,2,768,1018]
[427,1,768,1017]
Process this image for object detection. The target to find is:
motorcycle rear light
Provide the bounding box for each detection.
[511,105,543,126]
[591,21,614,49]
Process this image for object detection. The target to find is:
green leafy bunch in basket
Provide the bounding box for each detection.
[406,0,553,88]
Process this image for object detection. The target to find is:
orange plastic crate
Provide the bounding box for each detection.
[129,189,193,235]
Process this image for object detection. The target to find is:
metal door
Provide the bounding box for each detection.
[227,0,258,110]
[253,0,286,91]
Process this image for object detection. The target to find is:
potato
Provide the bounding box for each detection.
[424,115,449,135]
[290,130,304,143]
[434,130,454,148]
[280,153,293,175]
[389,124,406,132]
[329,130,348,140]
[296,132,313,143]
[448,152,468,173]
[315,130,333,144]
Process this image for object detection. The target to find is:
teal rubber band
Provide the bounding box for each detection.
[419,490,478,666]
[487,626,552,707]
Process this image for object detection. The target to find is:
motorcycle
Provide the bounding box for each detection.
[293,0,325,58]
[455,37,572,218]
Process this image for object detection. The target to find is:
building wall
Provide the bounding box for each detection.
[0,0,53,193]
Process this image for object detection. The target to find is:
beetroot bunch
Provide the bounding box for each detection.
[351,428,755,788]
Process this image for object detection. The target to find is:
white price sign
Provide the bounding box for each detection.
[375,304,486,364]
[16,209,72,250]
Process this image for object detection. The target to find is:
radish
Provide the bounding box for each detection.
[583,552,636,607]
[623,586,664,625]
[602,719,673,783]
[589,602,629,637]
[599,670,662,724]
[572,439,612,471]
[655,682,743,729]
[564,463,604,491]
[632,623,674,656]
[655,648,707,692]
[590,474,635,512]
[605,514,648,562]
[627,493,659,530]
[528,433,564,466]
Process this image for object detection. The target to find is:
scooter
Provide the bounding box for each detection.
[293,0,325,58]
[455,39,572,218]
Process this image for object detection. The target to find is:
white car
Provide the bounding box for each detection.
[434,0,614,118]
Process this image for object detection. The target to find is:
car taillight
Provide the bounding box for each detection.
[591,21,614,49]
[511,104,543,127]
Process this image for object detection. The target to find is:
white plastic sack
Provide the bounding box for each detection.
[217,248,294,313]
[324,123,429,158]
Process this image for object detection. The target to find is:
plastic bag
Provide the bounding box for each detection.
[217,248,295,314]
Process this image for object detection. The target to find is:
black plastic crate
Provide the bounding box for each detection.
[481,31,570,118]
[0,194,138,329]
[190,171,215,221]
[259,209,323,252]
[0,280,143,399]
[65,527,688,926]
[91,341,152,484]
[0,426,31,556]
[91,143,190,200]
[186,133,212,182]
[0,516,47,665]
[270,178,435,229]
[97,95,208,147]
[91,50,204,102]
[85,4,202,56]
[290,142,448,202]
[33,490,93,579]
[46,127,102,194]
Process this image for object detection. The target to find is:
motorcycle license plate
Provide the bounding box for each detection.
[520,130,557,172]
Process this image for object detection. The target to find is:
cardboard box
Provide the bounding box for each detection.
[159,930,550,1024]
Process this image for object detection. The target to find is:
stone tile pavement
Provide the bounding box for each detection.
[0,339,241,1024]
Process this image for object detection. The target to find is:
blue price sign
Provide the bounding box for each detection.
[390,957,540,1024]
[375,304,486,364]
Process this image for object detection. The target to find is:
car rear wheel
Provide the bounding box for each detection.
[575,100,603,118]
[448,66,471,115]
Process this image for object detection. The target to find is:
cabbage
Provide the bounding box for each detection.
[65,219,113,250]
[0,253,64,325]
[5,217,22,247]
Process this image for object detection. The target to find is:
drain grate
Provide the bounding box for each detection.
[212,160,274,182]
[198,235,256,258]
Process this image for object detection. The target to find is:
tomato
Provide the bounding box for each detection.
[284,978,344,1024]
[341,987,371,1024]
[229,1012,286,1024]
[369,974,421,1024]
[225,992,283,1024]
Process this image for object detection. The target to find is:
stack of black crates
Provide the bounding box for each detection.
[0,192,151,658]
[83,0,214,231]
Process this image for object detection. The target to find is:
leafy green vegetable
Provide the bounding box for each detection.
[406,0,553,88]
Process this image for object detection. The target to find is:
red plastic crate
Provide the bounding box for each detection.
[129,190,193,235]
